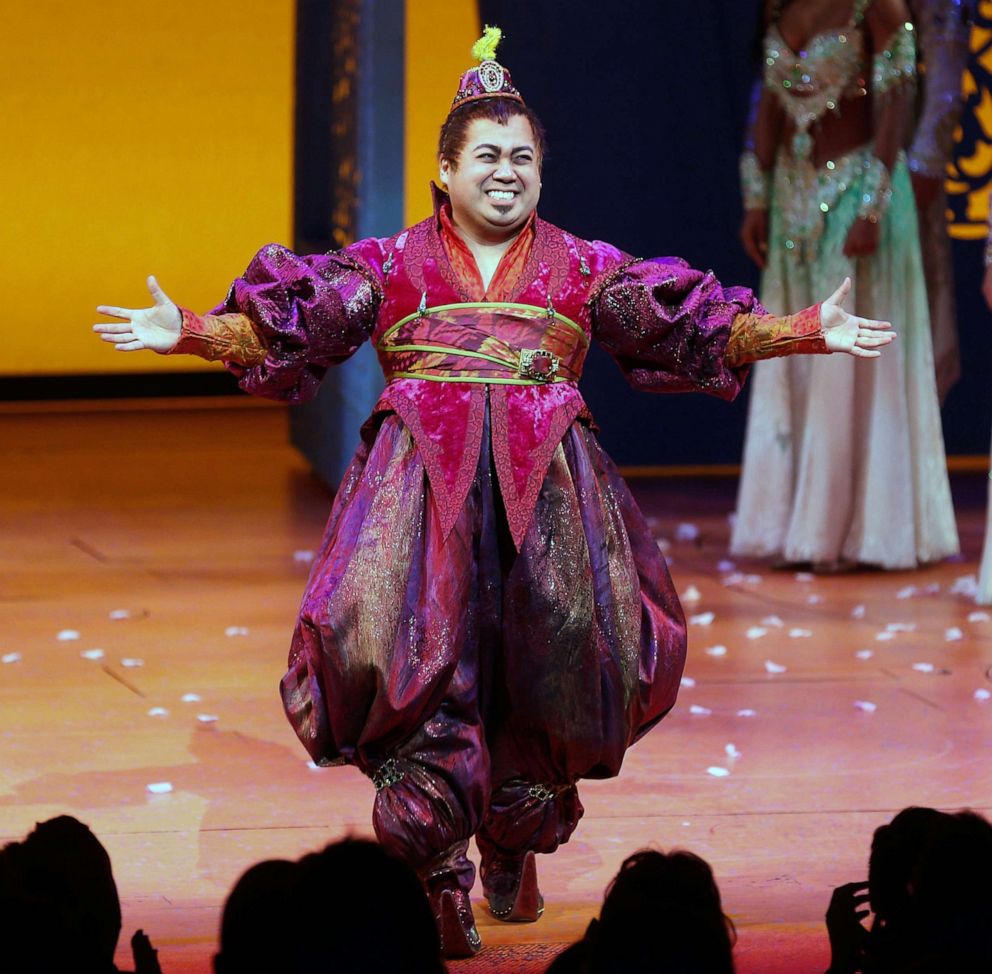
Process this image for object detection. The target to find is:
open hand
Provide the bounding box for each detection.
[825,881,871,974]
[740,209,769,269]
[821,278,895,358]
[94,276,182,353]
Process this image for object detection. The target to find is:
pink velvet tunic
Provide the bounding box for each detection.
[211,194,761,876]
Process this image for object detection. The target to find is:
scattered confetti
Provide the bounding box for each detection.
[682,585,702,603]
[147,707,169,717]
[181,693,201,703]
[2,653,22,664]
[764,660,787,674]
[81,649,105,660]
[293,550,315,563]
[789,628,813,638]
[912,662,935,674]
[746,627,768,640]
[951,575,979,598]
[807,594,823,605]
[875,632,896,642]
[146,782,173,794]
[923,583,941,595]
[968,611,991,623]
[680,676,697,688]
[681,821,691,827]
[705,645,728,657]
[109,609,132,620]
[762,615,785,628]
[675,523,699,542]
[851,604,866,619]
[197,714,219,723]
[855,650,874,660]
[689,704,712,716]
[717,560,736,573]
[657,538,672,553]
[707,766,730,778]
[895,586,919,600]
[57,630,80,642]
[854,700,877,713]
[121,658,144,668]
[945,627,964,642]
[975,689,991,702]
[794,572,814,583]
[306,760,321,770]
[886,623,916,633]
[725,743,742,759]
[690,612,715,627]
[225,626,250,637]
[736,709,757,717]
[722,572,762,586]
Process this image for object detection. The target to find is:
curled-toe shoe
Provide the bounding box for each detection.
[432,886,481,958]
[482,849,544,922]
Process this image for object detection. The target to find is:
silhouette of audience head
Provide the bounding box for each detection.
[217,837,444,974]
[549,847,735,973]
[0,815,124,974]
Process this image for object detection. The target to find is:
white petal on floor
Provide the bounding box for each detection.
[689,704,712,716]
[875,632,896,642]
[682,585,702,603]
[717,560,736,573]
[121,658,144,668]
[944,627,964,642]
[57,630,80,641]
[912,662,935,673]
[951,575,979,597]
[146,782,173,794]
[851,604,866,619]
[764,660,787,674]
[743,574,764,585]
[109,609,132,620]
[81,649,105,660]
[762,615,785,628]
[725,743,742,759]
[855,650,874,660]
[794,572,814,582]
[181,693,201,703]
[148,707,169,717]
[807,595,823,605]
[746,627,768,640]
[707,766,730,777]
[789,628,813,638]
[968,611,991,624]
[680,676,697,688]
[975,689,991,702]
[225,626,250,637]
[895,586,919,600]
[657,538,672,553]
[736,709,757,717]
[690,612,715,626]
[923,583,941,595]
[854,700,877,713]
[705,645,728,657]
[306,760,321,770]
[886,623,916,633]
[675,522,699,542]
[2,652,22,664]
[293,550,315,563]
[197,714,219,723]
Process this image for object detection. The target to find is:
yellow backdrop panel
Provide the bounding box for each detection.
[2,1,294,376]
[404,0,480,227]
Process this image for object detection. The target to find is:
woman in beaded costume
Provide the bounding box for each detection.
[733,0,959,570]
[94,29,893,958]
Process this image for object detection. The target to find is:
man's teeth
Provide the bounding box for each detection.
[487,190,515,200]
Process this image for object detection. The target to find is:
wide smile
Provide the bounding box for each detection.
[485,189,518,203]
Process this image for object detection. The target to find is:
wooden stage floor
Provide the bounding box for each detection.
[2,401,991,973]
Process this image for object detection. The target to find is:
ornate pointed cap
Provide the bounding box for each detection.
[450,26,524,111]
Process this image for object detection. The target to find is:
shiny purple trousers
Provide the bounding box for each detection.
[280,403,686,891]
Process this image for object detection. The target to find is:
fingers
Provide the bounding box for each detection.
[96,305,135,321]
[147,275,173,307]
[92,322,133,335]
[115,339,147,352]
[826,277,852,308]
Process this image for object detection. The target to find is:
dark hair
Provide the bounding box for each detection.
[438,97,547,169]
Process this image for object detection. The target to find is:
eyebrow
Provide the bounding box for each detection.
[472,143,535,153]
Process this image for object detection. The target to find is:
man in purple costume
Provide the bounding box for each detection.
[95,28,893,957]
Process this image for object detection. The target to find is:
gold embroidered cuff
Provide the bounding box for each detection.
[725,304,828,367]
[169,308,269,366]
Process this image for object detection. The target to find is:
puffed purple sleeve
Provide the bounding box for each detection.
[591,255,764,400]
[212,241,383,402]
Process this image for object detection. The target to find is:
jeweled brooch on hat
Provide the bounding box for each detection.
[450,25,525,111]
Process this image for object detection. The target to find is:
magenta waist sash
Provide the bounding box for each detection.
[375,302,589,385]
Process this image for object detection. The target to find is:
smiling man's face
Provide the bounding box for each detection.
[440,114,541,245]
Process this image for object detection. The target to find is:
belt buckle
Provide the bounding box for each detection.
[518,348,560,383]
